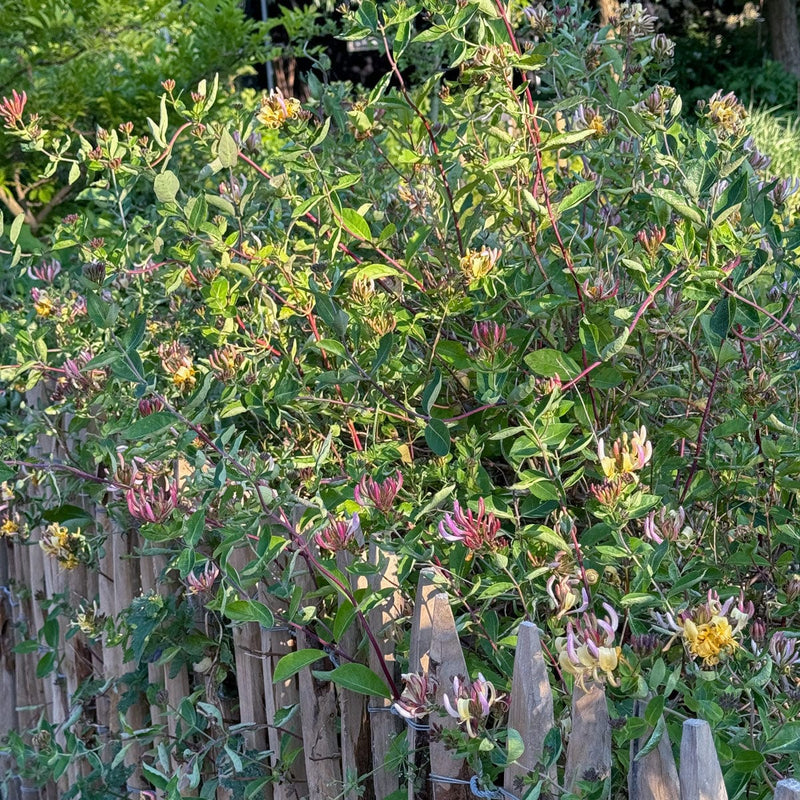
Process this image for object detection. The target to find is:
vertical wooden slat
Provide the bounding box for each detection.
[296,562,342,799]
[679,719,728,800]
[429,592,469,800]
[336,549,371,800]
[228,547,268,754]
[407,570,439,800]
[776,779,800,800]
[367,543,402,800]
[504,622,556,796]
[0,539,20,800]
[628,698,679,800]
[564,681,611,794]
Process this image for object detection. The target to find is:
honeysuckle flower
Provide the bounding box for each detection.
[209,345,245,382]
[186,561,220,596]
[597,426,652,480]
[703,90,747,137]
[555,604,621,689]
[0,516,21,537]
[0,90,27,127]
[650,33,675,61]
[743,137,771,171]
[635,225,667,258]
[572,104,607,137]
[393,670,439,721]
[589,477,628,507]
[126,474,180,524]
[471,321,514,360]
[442,673,505,738]
[31,288,57,318]
[257,88,303,128]
[546,572,589,619]
[643,506,691,545]
[39,523,87,569]
[655,589,752,667]
[73,601,106,638]
[159,342,197,392]
[354,471,403,514]
[613,3,657,37]
[770,632,800,670]
[28,259,62,283]
[314,515,361,553]
[438,498,504,550]
[459,247,501,282]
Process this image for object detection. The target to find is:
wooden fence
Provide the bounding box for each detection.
[1,429,798,799]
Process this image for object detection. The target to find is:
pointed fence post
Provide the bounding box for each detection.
[504,622,557,797]
[429,592,470,800]
[776,779,800,800]
[628,698,679,800]
[564,681,611,794]
[407,569,440,800]
[679,719,728,800]
[367,543,402,800]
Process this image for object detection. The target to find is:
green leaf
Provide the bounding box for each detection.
[273,649,327,683]
[36,651,55,679]
[313,339,347,358]
[86,292,110,329]
[650,187,703,226]
[634,715,666,762]
[320,663,391,698]
[421,369,442,415]
[425,419,451,456]
[506,728,525,764]
[709,296,734,342]
[185,510,205,547]
[732,748,764,773]
[9,213,24,245]
[310,117,331,148]
[154,170,180,204]
[370,334,393,374]
[218,130,239,168]
[13,640,40,654]
[524,349,581,379]
[340,208,371,241]
[601,329,630,360]
[0,463,17,483]
[123,411,175,440]
[558,181,595,214]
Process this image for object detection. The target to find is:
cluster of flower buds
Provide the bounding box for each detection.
[125,469,180,524]
[39,523,87,570]
[643,506,692,545]
[650,33,675,62]
[656,589,753,666]
[62,350,106,394]
[354,471,403,514]
[82,259,107,284]
[28,259,62,284]
[742,137,771,171]
[459,247,501,282]
[219,175,247,204]
[524,4,553,36]
[438,498,505,551]
[138,396,165,417]
[589,475,630,508]
[597,426,652,481]
[209,345,245,383]
[443,673,506,738]
[556,604,621,689]
[393,670,440,721]
[159,341,197,392]
[470,321,514,361]
[634,86,676,120]
[0,90,27,128]
[635,225,667,259]
[314,514,362,554]
[186,561,220,597]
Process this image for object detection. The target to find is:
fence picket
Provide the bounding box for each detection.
[628,698,679,800]
[504,621,556,796]
[679,719,728,800]
[776,779,800,800]
[564,681,611,794]
[429,591,470,800]
[367,542,402,800]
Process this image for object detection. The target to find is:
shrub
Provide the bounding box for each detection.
[2,1,800,798]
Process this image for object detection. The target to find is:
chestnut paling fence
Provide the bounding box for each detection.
[1,404,798,800]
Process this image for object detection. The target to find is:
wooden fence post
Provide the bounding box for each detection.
[564,681,611,795]
[776,779,800,800]
[0,539,20,800]
[429,592,470,800]
[367,542,402,800]
[504,621,556,797]
[628,698,679,800]
[407,569,439,800]
[679,719,728,800]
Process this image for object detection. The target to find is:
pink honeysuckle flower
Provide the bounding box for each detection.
[438,498,504,550]
[354,471,403,514]
[126,473,179,524]
[0,90,27,127]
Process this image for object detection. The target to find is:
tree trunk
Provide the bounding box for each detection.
[765,0,800,77]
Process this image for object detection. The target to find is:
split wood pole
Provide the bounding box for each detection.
[628,698,679,800]
[504,621,556,797]
[679,719,728,800]
[564,681,611,795]
[776,779,800,800]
